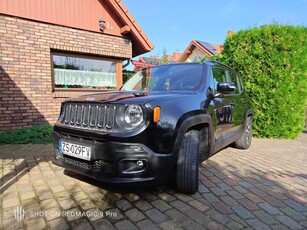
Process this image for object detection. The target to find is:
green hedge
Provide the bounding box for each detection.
[215,25,307,138]
[0,124,53,144]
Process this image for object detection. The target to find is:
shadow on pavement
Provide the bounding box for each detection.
[0,133,307,229]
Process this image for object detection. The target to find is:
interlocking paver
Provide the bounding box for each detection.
[79,199,96,210]
[165,208,189,224]
[159,220,183,230]
[185,208,211,226]
[44,207,62,221]
[253,210,280,225]
[157,192,176,202]
[40,198,58,210]
[217,182,232,191]
[205,209,231,225]
[92,219,115,230]
[25,217,46,230]
[59,198,76,210]
[170,200,191,212]
[137,219,160,230]
[0,134,306,229]
[145,209,168,223]
[262,196,286,208]
[237,198,259,211]
[280,207,306,222]
[151,200,172,212]
[188,199,209,212]
[115,220,138,230]
[259,202,283,215]
[226,221,245,230]
[284,199,307,212]
[275,215,303,229]
[197,184,210,193]
[116,199,133,211]
[70,218,93,230]
[181,219,204,230]
[210,187,227,196]
[231,205,254,219]
[134,199,153,211]
[47,217,70,230]
[246,218,270,230]
[3,217,24,229]
[211,200,233,214]
[125,208,146,222]
[124,193,141,202]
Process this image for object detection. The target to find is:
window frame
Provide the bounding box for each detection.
[51,51,123,92]
[228,70,243,95]
[210,66,243,95]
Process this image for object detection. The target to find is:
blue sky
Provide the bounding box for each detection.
[122,0,307,60]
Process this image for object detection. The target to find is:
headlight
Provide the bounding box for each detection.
[124,105,144,127]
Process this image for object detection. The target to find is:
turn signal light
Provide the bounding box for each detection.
[153,107,160,123]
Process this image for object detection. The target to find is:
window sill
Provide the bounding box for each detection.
[52,90,116,98]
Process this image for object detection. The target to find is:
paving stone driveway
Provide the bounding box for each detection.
[1,133,307,230]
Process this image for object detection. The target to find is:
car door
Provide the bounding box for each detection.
[228,70,245,132]
[210,66,235,142]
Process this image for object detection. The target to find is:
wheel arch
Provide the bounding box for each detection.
[172,114,214,161]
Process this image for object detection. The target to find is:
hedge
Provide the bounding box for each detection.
[214,24,307,138]
[0,124,53,144]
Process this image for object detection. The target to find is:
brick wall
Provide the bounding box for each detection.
[0,15,132,131]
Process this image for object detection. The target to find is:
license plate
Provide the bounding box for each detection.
[59,140,91,161]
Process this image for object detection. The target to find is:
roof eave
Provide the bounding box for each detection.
[108,0,154,57]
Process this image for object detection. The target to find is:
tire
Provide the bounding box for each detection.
[235,116,253,149]
[176,130,200,194]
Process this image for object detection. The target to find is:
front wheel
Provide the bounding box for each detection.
[176,130,200,194]
[235,116,253,149]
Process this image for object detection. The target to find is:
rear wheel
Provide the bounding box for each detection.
[235,116,253,149]
[176,130,200,194]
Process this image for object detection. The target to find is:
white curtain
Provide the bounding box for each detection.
[54,69,116,87]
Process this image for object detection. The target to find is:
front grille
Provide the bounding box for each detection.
[61,103,116,131]
[63,155,114,174]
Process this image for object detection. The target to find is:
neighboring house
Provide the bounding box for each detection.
[0,0,153,131]
[131,52,181,72]
[178,40,223,63]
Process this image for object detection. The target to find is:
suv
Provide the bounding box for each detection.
[53,60,253,194]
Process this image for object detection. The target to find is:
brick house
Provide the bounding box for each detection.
[0,0,153,131]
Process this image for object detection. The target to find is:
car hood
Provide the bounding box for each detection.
[65,90,198,104]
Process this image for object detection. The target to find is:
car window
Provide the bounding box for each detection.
[228,71,241,94]
[211,68,227,91]
[122,64,204,91]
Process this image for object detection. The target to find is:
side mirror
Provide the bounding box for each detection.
[217,82,236,94]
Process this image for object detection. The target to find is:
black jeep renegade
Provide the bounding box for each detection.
[53,60,253,194]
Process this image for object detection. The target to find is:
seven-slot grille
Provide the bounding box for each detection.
[61,103,116,130]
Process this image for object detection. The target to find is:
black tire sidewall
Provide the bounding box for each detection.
[176,130,200,194]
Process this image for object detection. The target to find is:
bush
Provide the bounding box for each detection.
[213,24,307,138]
[0,124,53,144]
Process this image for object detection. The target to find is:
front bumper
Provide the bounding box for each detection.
[52,131,177,187]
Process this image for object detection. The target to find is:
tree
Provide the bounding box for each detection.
[218,24,307,138]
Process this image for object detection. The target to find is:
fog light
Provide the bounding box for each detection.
[136,160,144,167]
[119,159,147,174]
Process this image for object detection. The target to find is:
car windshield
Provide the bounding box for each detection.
[121,64,203,91]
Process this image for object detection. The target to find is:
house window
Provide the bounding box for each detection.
[192,56,203,62]
[52,53,120,91]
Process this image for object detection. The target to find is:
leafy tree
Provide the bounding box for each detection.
[160,48,170,64]
[211,24,307,138]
